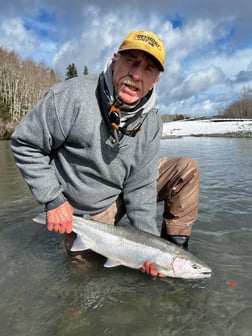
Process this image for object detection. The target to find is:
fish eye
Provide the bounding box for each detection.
[192,264,199,269]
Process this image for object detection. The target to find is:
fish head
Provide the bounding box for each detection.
[156,255,212,279]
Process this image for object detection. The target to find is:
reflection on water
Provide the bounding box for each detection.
[1,138,252,336]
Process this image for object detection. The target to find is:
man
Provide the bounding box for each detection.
[11,31,199,277]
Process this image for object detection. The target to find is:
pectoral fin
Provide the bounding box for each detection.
[71,234,90,252]
[104,259,122,268]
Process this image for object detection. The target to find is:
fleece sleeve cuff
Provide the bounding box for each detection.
[45,194,66,211]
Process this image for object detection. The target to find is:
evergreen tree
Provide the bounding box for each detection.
[83,65,89,75]
[65,63,78,80]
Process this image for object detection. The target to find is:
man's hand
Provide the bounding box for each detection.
[47,201,73,234]
[141,261,166,277]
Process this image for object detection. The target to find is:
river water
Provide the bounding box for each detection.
[0,137,252,336]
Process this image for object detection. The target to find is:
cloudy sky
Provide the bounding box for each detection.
[1,0,251,116]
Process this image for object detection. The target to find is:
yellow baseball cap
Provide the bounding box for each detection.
[118,30,166,71]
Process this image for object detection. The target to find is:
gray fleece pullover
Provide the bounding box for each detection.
[11,68,162,235]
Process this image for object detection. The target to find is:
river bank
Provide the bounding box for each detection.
[1,119,252,140]
[162,119,252,138]
[0,121,17,140]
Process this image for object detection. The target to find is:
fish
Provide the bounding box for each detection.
[33,213,212,279]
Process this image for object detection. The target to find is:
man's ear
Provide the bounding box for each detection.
[150,74,161,90]
[154,72,162,84]
[111,52,120,70]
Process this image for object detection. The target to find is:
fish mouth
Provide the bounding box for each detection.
[182,271,212,280]
[197,273,211,279]
[161,268,212,279]
[194,268,212,279]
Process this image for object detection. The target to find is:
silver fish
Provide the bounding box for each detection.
[33,213,212,279]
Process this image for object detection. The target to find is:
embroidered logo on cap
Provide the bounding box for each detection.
[134,34,162,50]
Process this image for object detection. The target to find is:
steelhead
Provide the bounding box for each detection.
[33,213,212,279]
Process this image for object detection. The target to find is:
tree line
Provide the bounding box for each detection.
[0,47,60,124]
[220,86,252,119]
[0,47,89,128]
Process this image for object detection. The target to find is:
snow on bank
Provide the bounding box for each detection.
[162,119,252,137]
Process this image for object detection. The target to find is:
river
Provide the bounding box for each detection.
[0,137,252,336]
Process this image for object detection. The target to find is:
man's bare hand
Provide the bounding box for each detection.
[47,201,73,234]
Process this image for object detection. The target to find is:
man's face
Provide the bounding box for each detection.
[112,50,160,105]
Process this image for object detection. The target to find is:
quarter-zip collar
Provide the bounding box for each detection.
[96,60,157,139]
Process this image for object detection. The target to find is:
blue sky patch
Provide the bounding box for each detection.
[23,8,56,39]
[215,25,235,51]
[165,14,183,29]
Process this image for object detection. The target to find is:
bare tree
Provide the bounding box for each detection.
[0,47,60,123]
[221,85,252,119]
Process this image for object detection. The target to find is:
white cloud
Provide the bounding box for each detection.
[0,17,57,64]
[0,18,36,56]
[187,47,252,80]
[1,0,252,117]
[171,66,225,99]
